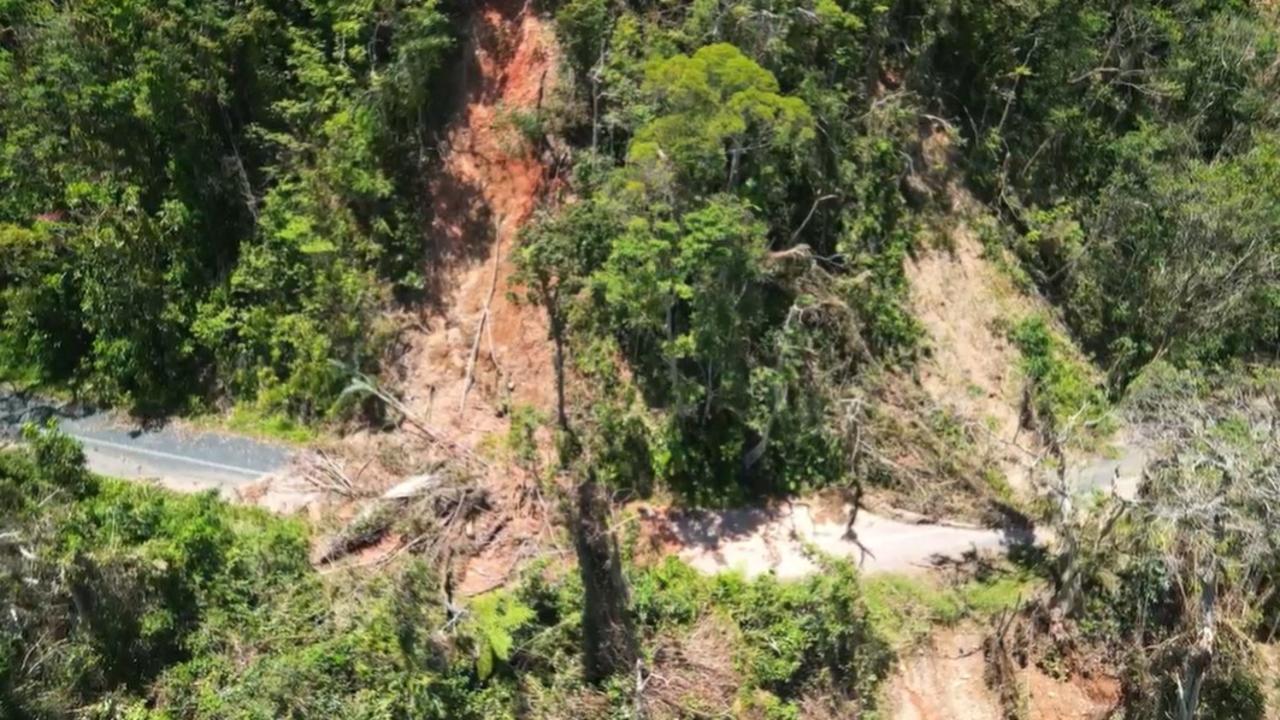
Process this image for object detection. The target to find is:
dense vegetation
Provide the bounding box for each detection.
[3,0,1275,480]
[520,0,1279,501]
[522,0,931,502]
[0,0,454,418]
[937,0,1280,385]
[3,0,1280,716]
[1053,364,1280,719]
[4,432,1006,719]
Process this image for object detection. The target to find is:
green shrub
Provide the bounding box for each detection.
[629,556,709,630]
[1010,316,1112,440]
[862,574,963,649]
[504,404,543,471]
[24,421,94,498]
[711,559,892,701]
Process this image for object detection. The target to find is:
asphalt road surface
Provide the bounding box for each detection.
[671,444,1148,577]
[670,502,1028,577]
[1,388,290,494]
[2,385,1148,577]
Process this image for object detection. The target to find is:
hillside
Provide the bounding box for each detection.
[3,0,1280,718]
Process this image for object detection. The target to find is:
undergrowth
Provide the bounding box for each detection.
[220,404,320,445]
[1010,316,1113,445]
[862,568,1042,650]
[0,434,905,719]
[2,428,1055,719]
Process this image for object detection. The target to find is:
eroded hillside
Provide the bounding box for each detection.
[3,0,1280,718]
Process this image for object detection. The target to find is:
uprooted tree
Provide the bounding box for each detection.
[1125,369,1280,720]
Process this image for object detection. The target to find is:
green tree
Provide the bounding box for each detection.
[0,0,454,418]
[462,591,536,680]
[629,43,814,194]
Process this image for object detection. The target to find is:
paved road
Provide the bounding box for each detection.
[1,386,1149,577]
[669,502,1028,577]
[1,389,290,494]
[1067,437,1148,499]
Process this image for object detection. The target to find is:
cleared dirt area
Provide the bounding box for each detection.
[883,627,1002,720]
[330,0,565,591]
[881,625,1120,720]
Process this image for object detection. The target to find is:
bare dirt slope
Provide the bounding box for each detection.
[1024,664,1120,720]
[402,0,562,594]
[905,205,1042,492]
[882,625,1119,720]
[400,0,557,449]
[883,628,1002,720]
[289,0,565,592]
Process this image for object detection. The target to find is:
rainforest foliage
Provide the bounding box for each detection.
[2,0,1276,457]
[3,0,1280,716]
[0,434,908,719]
[522,0,1280,500]
[0,0,454,418]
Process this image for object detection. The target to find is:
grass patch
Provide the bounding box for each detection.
[959,568,1043,615]
[863,574,964,648]
[863,568,1045,649]
[1010,316,1114,444]
[216,404,319,444]
[0,363,42,387]
[980,466,1019,505]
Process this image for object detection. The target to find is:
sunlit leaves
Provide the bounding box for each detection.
[630,43,814,192]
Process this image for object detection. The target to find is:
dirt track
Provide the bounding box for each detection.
[666,501,1025,576]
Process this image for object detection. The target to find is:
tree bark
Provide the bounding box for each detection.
[574,474,638,684]
[544,282,569,432]
[1177,516,1222,720]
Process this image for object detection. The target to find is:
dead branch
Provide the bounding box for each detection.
[316,474,491,567]
[985,603,1028,720]
[788,193,838,245]
[298,450,360,498]
[461,214,505,415]
[340,368,488,470]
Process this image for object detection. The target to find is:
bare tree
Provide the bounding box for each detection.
[1031,400,1124,621]
[1123,370,1280,719]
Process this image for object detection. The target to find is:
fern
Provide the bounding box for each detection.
[464,591,536,680]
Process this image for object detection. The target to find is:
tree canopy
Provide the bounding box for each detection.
[0,0,455,418]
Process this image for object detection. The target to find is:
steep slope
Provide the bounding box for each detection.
[881,626,1119,720]
[883,628,1002,720]
[889,126,1060,501]
[271,1,568,592]
[399,0,557,449]
[905,216,1039,491]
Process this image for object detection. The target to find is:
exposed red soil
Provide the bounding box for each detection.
[273,0,566,587]
[400,0,557,450]
[885,628,1002,720]
[883,625,1121,720]
[1026,666,1120,720]
[389,0,560,592]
